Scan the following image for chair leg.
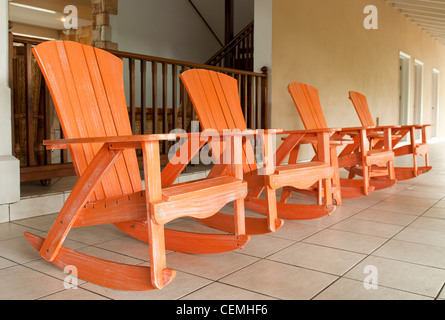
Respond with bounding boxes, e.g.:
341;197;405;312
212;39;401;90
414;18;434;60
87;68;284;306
388;160;396;181
142;141;172;289
148;218;170;289
280;144;299;204
413;153;419;177
330;146;342;205
265;186;278;232
323;178;333;206
410;127;418;177
317;180;323;205
234;198;246;235
363;164;370;195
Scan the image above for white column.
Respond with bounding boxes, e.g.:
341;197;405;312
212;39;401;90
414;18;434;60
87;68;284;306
0;0;20;214
254;0;273;128
254;0;272;73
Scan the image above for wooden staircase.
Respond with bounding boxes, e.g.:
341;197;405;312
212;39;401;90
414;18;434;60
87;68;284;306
205;21;254;71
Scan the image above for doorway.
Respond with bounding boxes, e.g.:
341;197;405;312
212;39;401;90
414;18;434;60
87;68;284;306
413;60;424;139
413;60;424;124
399;52;411;128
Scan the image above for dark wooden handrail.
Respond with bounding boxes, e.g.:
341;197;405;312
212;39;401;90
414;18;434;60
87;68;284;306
9;34;269;183
108;47;261;77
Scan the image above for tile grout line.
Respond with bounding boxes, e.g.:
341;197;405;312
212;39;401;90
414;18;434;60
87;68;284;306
434;282;445;300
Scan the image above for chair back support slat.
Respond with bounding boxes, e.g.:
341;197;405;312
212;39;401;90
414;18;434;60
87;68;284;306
288;82;328;129
180;69;257;173
32;41;142;202
93;45;143;194
348;91;376;127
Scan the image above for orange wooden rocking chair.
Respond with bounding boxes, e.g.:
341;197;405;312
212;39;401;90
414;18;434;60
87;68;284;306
349;91;431;180
179;69;339;232
288;82;397;198
24;41;253;291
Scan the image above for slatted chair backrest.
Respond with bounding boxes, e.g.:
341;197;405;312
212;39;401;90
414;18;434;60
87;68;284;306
180;69;257;173
32;40;143;202
348;91;376;127
288;82;329;130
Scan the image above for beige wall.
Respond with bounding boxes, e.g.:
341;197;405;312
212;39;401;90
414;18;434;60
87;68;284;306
271;0;445;141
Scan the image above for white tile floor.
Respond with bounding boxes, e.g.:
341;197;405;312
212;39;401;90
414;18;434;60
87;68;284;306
1;140;445;300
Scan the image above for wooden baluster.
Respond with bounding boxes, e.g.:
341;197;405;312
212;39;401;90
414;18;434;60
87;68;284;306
129;58;136;134
141;60;147;135
236;41;241;70
261;68;268;129
172;65;178;131
235;74;241;99
190;74;195;130
180;66;187;131
242;75;248;120
248;75;254;129
246;33;250;70
162;63;168;152
25;43;35;167
242;38;247;70
255;76;261;130
249;29;254;71
152;61;158;134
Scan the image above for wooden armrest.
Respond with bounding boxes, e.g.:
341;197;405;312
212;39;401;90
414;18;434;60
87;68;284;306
338;126;373;132
373;125;402;130
399;124;432;130
281;136;353;145
339;125;401;135
44;133;182;150
280;128;341;135
44;130;284;150
222;129;283;140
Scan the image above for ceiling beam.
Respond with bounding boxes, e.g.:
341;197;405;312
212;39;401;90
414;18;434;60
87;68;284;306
9;0;92;20
386;0;445;45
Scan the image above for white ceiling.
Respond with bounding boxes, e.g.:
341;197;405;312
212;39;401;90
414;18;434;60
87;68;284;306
386;0;445;45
